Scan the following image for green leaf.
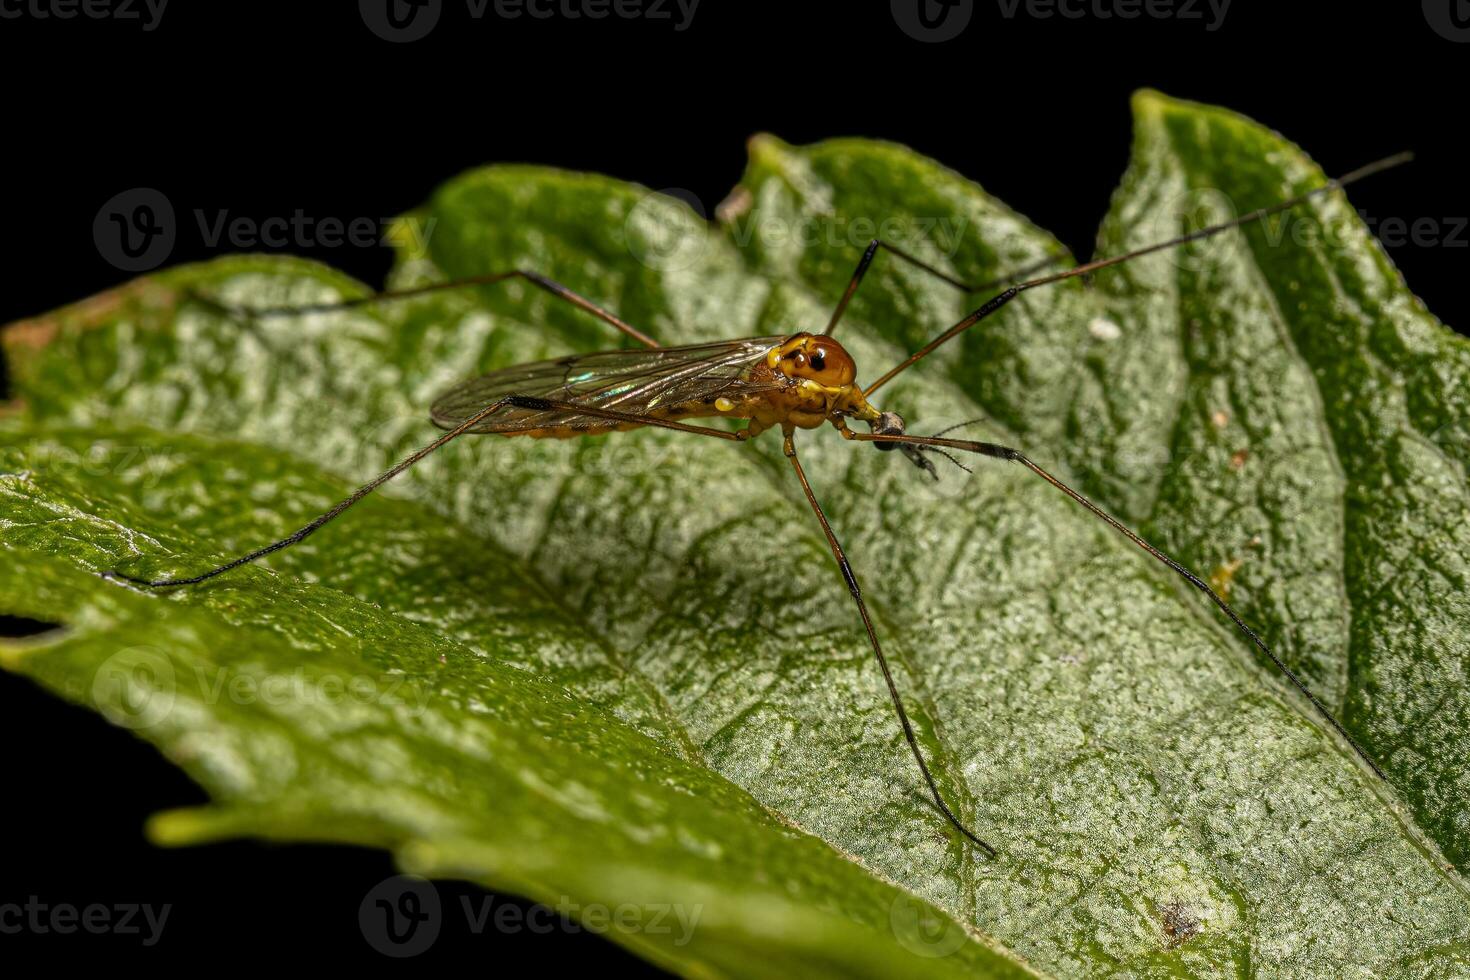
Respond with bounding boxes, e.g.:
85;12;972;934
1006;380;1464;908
732;90;1470;879
3;91;1467;977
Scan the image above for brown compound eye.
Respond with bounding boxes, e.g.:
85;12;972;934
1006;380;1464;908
802;338;856;386
775;335;856;386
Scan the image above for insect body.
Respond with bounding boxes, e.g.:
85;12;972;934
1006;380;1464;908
430;333;871;440
105;153;1413;856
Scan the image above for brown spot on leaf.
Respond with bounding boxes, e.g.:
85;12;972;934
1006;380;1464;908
4;315;61;352
1210;558;1244;600
1160;900;1202;949
1229;448;1249;470
715;185;754;224
3;277;177;414
2;277;177;353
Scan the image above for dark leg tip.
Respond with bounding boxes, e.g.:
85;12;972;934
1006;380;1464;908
101;569;168;589
967;836;999;860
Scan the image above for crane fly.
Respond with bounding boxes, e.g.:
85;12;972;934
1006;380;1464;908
105;151;1413;857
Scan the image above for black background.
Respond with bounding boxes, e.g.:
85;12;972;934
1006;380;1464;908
2;0;1466;969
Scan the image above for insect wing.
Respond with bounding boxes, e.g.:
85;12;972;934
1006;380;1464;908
430;336;786;433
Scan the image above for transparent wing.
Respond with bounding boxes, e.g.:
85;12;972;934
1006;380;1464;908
430;336;788;433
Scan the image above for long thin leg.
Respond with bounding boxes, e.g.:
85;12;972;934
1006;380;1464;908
824;237;1065;336
105;397;742;589
842;426;1386;782
783;431;997;856
205;268;660;348
862;152;1413;395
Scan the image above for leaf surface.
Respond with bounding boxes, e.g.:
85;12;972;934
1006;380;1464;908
3;91;1467;977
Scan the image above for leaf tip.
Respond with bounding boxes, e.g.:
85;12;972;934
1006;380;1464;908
145;807;210;847
745;132;788;167
1130;87;1178;120
0;614;69;666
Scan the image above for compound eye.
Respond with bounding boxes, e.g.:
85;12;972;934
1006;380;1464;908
810;349;827;372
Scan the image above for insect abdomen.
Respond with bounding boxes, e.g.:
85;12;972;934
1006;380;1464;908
505;420;645;439
491;394;755;439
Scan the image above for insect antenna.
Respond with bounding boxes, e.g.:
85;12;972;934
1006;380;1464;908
930;417;990;439
924;446;973;474
865;151;1414;395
